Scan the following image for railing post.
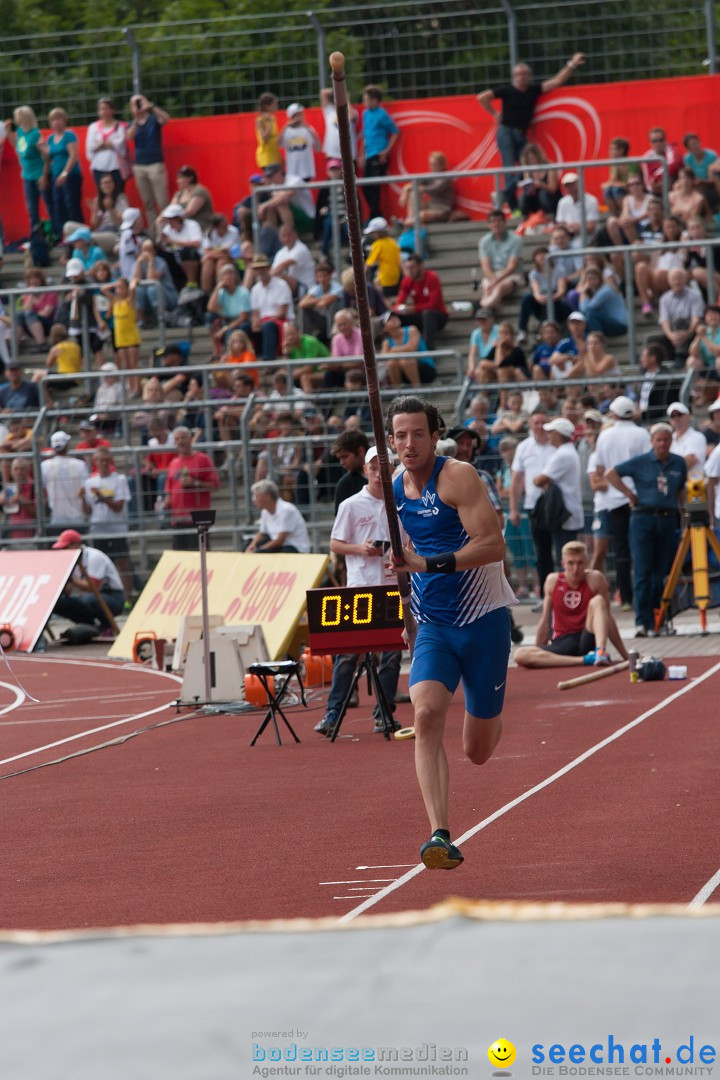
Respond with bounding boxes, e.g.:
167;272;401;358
330;182;342;275
498;0;518;70
411;178;422;256
122;27;142;95
623;247;637;364
306;11;327;98
705;0;717;75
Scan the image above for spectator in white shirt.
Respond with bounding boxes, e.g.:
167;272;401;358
79;447;134;601
249;254;294;360
85;96;128;192
41;430;89;532
667;401;707;479
246;479;311;553
509;409;556;597
533;417;584;564
593;395;652;608
271;223;316;298
278;103;320;181
658;268;705;366
555;172;599;242
160;203;202;291
703;403;720;526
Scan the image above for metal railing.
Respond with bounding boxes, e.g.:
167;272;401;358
251;155;670;259
0;0;715;123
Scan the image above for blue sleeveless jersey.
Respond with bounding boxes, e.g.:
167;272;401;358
393;456;516;626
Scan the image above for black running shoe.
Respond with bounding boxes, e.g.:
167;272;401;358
420;832;464;870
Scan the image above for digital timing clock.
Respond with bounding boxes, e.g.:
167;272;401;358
305;585;406;655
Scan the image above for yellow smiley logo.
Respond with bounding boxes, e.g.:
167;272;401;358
488;1039;516;1069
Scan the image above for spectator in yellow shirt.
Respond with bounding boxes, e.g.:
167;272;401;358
34;322;83;406
364;216;403;298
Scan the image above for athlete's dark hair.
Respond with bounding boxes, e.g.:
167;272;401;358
386;395;445;436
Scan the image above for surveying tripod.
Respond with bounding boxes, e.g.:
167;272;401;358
655;478;720;635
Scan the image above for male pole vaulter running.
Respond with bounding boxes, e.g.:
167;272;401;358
388;395;517;869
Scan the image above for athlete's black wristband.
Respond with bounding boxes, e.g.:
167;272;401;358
424;553;456;574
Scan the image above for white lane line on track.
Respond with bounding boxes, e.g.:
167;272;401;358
339;660;720;923
689;868;720;906
0;699;179;769
11;655;182;683
0;682;25;717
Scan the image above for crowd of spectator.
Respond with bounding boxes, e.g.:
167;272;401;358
2;74;720;643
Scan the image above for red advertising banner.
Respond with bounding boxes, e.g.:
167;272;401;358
0;551;80;652
2;74;719;242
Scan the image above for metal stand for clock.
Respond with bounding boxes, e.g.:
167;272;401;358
328;653;397;742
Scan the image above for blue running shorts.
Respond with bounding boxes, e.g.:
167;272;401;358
409;606;511;719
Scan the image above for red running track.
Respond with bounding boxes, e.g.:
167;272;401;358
0;654;719;929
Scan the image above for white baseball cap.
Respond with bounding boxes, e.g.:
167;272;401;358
65;258;85;278
364;216;388;234
561;171;580;184
567;311;587;322
543;417;575;439
50;431;71;450
286;103;304;118
609;395;635;419
162;203;185;218
365;445;395;465
708;399;720;413
667;401;690;416
120;207;142;230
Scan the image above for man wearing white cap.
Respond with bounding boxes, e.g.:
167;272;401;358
592;395;651;609
118;207;144;280
314;446;404;737
40;431;88;534
509;408;556;596
532;417;584;561
667;401;707;479
555;172;600;241
703;401;720;528
278;104;320;183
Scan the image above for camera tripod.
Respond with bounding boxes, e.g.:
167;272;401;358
328;652;397;742
655;479;720;635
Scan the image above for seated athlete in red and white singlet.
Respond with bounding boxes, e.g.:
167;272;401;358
515;541;628;668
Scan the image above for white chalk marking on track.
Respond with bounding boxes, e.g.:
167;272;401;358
320;879;395;885
689;867;720;906
355;864;415;870
0;699;178;769
0;682;25;717
339;660;720;923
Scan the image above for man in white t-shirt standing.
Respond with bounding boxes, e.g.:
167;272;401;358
271;223;316;298
41;431;89;535
249;254;294;361
80;448;134;602
593;395;652;610
320;87;359;164
51;529;125;638
533;417;584;565
667;401;707;479
509;408;556;600
314;446;403;736
246;479;310;553
278;104;320;181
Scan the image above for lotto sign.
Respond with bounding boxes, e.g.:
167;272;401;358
0;551;80;651
109;551;328;661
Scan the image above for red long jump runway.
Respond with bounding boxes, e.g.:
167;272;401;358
1;653;720;930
